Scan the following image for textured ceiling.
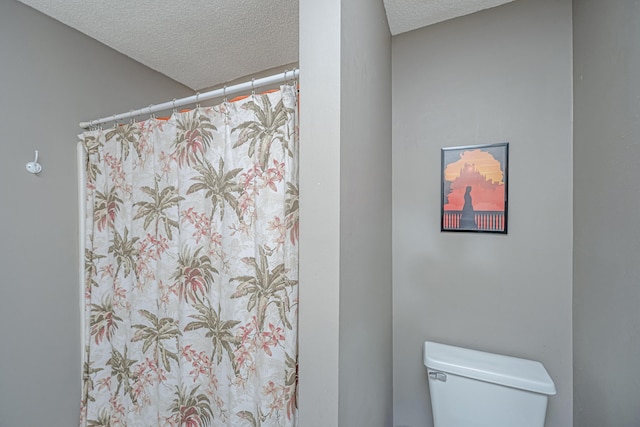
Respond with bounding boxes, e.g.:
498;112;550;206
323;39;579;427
384;0;515;35
17;0;514;90
17;0;299;90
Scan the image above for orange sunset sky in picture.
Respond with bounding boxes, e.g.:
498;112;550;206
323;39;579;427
443;149;505;211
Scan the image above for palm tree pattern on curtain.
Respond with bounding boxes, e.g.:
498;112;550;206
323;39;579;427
80;86;298;427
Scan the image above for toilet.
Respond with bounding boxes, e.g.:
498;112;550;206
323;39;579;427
423;341;556;427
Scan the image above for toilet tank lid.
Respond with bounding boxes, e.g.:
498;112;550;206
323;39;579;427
423;341;556;395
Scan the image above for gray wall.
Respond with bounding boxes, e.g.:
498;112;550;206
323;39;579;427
298;0;342;424
573;1;640;426
391;1;573;426
339;0;392;426
0;2;191;426
298;0;392;425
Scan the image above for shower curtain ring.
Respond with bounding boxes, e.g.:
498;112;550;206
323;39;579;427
251;78;256;97
223;86;227;103
195;92;201;108
172;98;177;113
283;69;289;84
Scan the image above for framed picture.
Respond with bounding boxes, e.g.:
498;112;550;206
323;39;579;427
441;142;509;233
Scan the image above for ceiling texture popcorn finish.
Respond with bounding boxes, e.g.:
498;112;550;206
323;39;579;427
17;0;299;90
16;0;514;90
383;0;515;35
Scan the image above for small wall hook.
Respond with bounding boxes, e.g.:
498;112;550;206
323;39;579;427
26;150;42;174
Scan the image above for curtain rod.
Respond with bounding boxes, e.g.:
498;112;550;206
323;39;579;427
79;69;299;129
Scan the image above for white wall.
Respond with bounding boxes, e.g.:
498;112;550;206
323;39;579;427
298;0;392;425
391;1;573;426
573;1;640;426
0;2;191;426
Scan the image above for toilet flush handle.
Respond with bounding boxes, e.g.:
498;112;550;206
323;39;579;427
429;371;447;382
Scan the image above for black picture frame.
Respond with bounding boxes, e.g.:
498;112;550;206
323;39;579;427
441;142;509;233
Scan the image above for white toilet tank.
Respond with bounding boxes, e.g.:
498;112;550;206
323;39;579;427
424;341;556;427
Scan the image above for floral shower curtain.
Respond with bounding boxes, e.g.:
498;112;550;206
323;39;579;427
79;85;298;427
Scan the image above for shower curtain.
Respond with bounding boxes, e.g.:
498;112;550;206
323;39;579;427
79;85;298;427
